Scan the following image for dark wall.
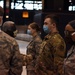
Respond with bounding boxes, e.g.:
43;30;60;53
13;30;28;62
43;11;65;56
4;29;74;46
34;13;47;39
43;0;64;11
44;0;54;11
9;10;35;25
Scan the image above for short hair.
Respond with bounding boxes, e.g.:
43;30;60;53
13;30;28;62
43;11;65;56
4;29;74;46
68;20;75;29
45;14;59;28
0;6;4;16
28;22;41;32
2;21;17;37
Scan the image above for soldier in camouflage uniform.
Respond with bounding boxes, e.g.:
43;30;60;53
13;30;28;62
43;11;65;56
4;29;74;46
64;20;75;75
2;21;18;38
0;6;23;75
26;22;42;75
35;14;66;75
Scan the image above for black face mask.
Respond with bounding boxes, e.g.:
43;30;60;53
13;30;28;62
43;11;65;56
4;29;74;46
65;36;74;44
64;30;75;45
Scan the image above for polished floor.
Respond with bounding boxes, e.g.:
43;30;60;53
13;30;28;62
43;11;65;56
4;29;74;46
16;40;29;75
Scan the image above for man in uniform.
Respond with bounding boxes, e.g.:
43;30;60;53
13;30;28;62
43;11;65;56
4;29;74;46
2;21;18;38
35;14;66;75
0;6;23;75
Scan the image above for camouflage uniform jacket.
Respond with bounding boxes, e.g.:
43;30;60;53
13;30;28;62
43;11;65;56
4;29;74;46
64;45;75;75
0;31;23;75
26;34;42;70
36;32;66;75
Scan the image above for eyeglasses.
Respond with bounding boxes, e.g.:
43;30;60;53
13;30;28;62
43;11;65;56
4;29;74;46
64;30;75;36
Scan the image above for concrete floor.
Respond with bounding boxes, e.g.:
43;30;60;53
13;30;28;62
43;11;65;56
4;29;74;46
16;40;29;75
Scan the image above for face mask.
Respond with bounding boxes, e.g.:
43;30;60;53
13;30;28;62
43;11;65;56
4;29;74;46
64;30;75;45
27;29;31;35
14;30;18;37
43;25;50;33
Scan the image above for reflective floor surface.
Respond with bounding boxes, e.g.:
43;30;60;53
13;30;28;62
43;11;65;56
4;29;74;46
16;40;29;75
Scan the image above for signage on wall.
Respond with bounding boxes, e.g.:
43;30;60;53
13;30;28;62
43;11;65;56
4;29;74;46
22;11;29;18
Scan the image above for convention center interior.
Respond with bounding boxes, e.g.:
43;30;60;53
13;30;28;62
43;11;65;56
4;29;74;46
0;0;75;75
